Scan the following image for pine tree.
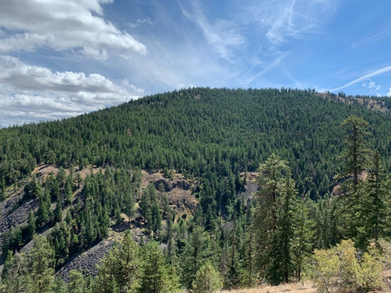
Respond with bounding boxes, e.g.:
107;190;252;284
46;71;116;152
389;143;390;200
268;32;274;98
37;189;51;227
1;252;30;293
253;154;289;279
65;179;73;205
24;179;41;200
140;184;153;228
67;270;87;293
152;201;162;238
242;227;256;287
95;231;142;293
356;151;391;248
54;194;63;223
339;116;370;189
124;190;135;221
53;277;67;293
27;210;36;241
139;241;180;293
28;235;55;293
192;262;221;293
180;226;214;290
291;199;315;281
338;116;372;241
253;154;313;284
0;176;5;201
267;171;296;284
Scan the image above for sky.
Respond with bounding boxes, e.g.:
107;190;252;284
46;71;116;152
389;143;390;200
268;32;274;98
1;0;391;126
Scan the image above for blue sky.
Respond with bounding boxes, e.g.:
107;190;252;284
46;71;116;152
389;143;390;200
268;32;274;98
1;0;391;125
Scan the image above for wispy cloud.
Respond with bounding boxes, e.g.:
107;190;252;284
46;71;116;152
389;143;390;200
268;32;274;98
368;80;381;91
128;18;154;28
348;21;391;50
179;1;245;61
330;65;391;92
243;0;336;45
240;52;291;86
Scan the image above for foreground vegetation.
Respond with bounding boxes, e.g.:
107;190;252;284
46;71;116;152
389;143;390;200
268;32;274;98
1;88;391;292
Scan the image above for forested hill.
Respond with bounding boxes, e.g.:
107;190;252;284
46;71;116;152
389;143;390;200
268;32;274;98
2;88;391;292
1;87;391;198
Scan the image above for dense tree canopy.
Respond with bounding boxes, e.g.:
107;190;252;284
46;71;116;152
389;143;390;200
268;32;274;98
1;88;391;291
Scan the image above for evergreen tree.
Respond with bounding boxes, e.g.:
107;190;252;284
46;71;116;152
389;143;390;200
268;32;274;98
37;189;51;227
65;179;73;205
267;171;296;284
192;262;221;293
179;226;214;290
27;210;36;241
124;190;135;221
1;252;30;293
24;179;41;200
356;151;391;248
28;235;55;293
67;270;87;293
253;154;289;279
339;115;370;188
253;155;313;284
151;201;162;238
95;231;142;293
291;200;315;281
54;194;63;223
0;176;6;201
139;241;180;293
242;227;257;287
337;116;372;241
53;277;67;293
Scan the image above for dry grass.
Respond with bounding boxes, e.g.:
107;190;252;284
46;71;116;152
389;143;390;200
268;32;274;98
221;281;317;293
32;163;104;180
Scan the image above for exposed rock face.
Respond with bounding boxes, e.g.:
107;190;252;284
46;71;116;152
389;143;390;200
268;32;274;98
154;179;191;192
56;240;114;282
0;196;39;257
142;171;198;217
0;190;24;218
0;199;38;233
237;182;259;202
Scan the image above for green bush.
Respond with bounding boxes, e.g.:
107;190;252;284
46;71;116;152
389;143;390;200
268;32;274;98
312;239;383;293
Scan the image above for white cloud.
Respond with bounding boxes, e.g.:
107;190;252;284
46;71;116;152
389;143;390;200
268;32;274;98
388;87;391;97
331;65;391;92
368;81;381;91
0;0;147;60
128;18;154;28
243;0;336;45
0;56;143;125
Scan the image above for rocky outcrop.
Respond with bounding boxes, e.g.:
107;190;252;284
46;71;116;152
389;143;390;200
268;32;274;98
0;189;24;218
0;197;39;256
154;178;191;192
56;240;114;282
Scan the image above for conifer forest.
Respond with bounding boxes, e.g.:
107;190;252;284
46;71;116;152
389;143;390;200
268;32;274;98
1;87;391;292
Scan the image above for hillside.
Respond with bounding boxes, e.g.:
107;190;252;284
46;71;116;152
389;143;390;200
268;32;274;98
2;88;391;198
1;88;391;292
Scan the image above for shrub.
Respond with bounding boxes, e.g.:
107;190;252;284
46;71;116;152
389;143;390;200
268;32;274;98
312;239;383;293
